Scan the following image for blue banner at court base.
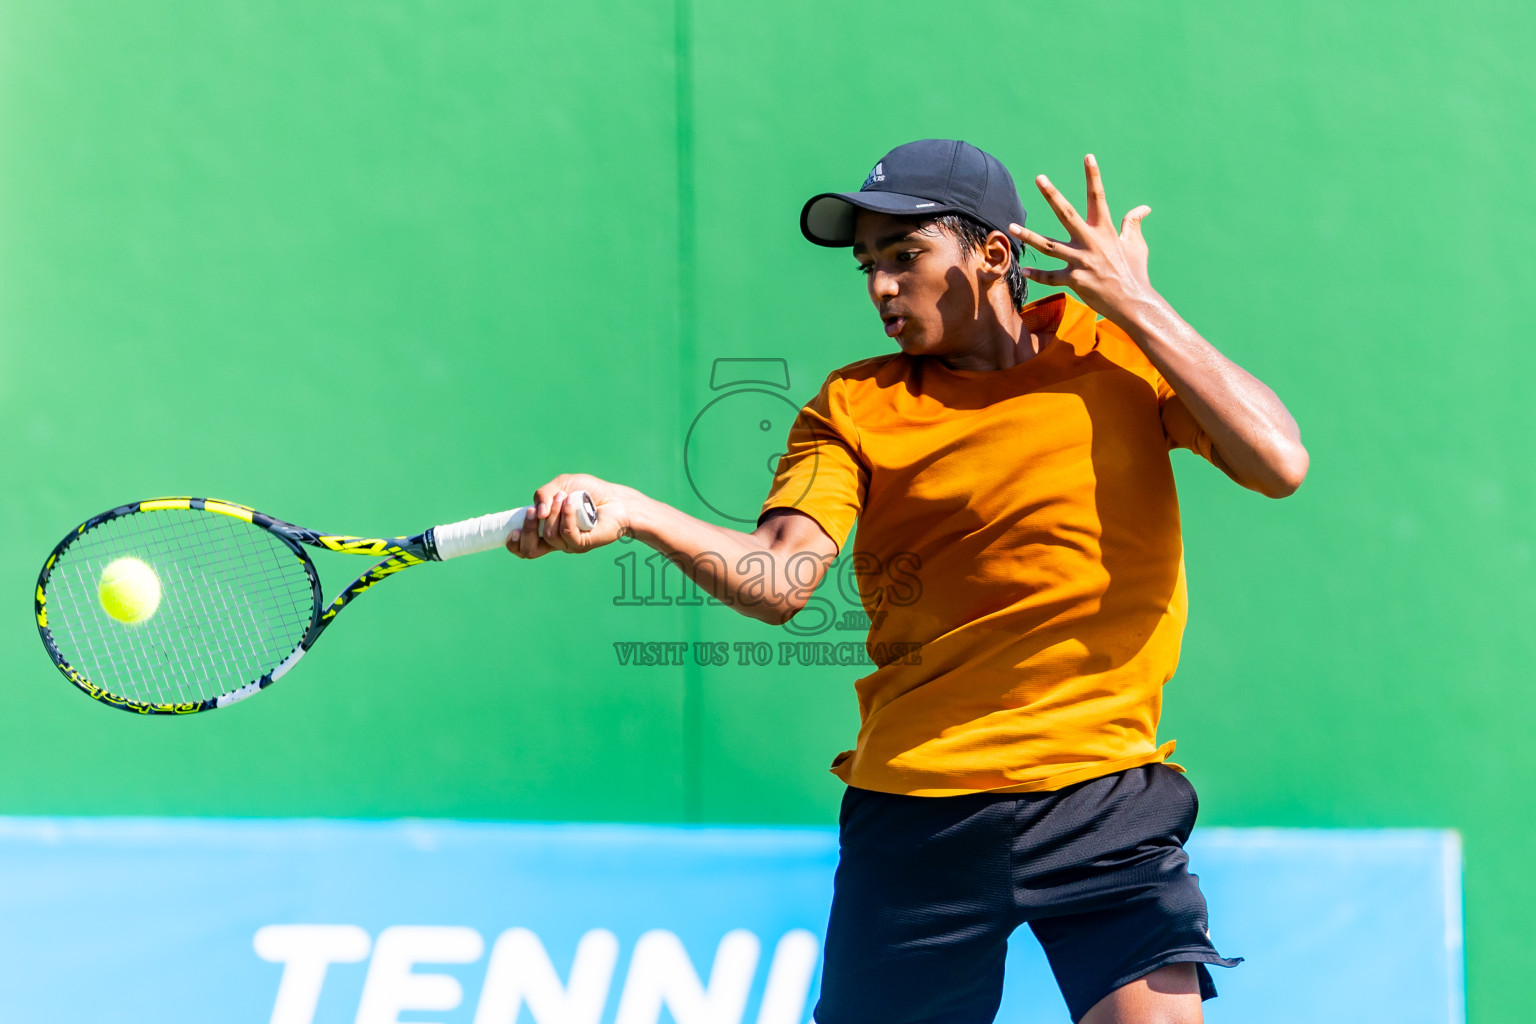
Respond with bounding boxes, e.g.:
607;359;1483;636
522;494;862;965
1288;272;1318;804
0;818;1461;1024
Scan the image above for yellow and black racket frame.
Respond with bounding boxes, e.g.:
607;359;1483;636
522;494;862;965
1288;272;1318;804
35;496;445;715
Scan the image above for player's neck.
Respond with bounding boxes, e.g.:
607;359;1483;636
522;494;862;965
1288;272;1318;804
937;298;1051;373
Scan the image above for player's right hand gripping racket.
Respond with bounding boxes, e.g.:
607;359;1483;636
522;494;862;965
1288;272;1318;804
33;493;597;715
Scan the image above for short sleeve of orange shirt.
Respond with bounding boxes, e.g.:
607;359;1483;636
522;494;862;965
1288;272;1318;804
761;293;1216;796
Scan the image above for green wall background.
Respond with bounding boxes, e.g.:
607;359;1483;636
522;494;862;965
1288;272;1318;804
1;1;1529;1019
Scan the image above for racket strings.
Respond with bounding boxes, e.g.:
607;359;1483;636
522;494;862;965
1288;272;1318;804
56;519;238;703
54;514;308;704
45;510;316;706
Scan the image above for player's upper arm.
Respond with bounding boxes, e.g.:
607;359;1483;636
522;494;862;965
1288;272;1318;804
756;507;839;562
753;509;839;621
1159;391;1216;464
1100;319;1223;474
749;370;866;622
1161;389;1253;486
758;372;868;552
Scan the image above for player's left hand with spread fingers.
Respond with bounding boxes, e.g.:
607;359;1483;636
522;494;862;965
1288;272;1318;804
509;473;631;558
1009;154;1160;328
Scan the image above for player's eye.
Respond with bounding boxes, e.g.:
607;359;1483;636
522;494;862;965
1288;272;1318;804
856;262;874;276
897;250;920;263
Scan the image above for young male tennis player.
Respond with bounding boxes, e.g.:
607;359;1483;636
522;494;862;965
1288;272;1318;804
513;139;1307;1024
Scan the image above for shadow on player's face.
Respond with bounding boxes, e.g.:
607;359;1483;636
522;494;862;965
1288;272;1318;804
852;210;985;360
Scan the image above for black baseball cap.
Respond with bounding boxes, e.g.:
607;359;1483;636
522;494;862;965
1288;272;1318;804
800;139;1027;248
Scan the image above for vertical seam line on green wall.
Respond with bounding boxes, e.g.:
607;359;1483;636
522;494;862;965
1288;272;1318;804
1444;831;1466;1024
675;0;702;824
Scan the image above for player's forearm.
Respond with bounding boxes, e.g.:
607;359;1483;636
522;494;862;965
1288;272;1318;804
1114;294;1309;498
621;492;818;625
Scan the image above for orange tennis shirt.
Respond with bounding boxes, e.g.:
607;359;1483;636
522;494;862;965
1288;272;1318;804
760;293;1216;797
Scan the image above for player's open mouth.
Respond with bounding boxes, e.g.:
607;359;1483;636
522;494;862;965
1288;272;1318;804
883;316;907;338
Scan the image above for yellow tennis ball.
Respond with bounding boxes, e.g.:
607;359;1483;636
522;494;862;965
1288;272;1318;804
99;557;162;624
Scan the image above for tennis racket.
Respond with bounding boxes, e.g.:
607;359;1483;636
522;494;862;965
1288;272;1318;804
34;493;597;715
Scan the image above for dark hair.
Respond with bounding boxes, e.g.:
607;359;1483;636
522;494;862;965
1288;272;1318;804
923;213;1029;310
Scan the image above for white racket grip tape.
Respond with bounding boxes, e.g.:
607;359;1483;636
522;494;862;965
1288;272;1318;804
432;490;596;560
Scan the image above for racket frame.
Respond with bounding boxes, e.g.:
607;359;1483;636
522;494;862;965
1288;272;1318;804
36;497;437;716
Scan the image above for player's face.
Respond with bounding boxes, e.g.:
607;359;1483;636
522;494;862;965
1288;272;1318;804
852;210;983;357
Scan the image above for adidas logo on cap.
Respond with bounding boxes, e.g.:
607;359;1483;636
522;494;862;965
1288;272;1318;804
862;162;885;189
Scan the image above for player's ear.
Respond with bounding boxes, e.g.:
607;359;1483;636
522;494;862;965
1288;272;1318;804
981;230;1013;276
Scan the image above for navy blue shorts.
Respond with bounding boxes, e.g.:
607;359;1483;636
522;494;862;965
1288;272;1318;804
814;763;1241;1024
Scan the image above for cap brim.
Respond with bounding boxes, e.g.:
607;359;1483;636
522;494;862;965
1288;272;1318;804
799;191;959;247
